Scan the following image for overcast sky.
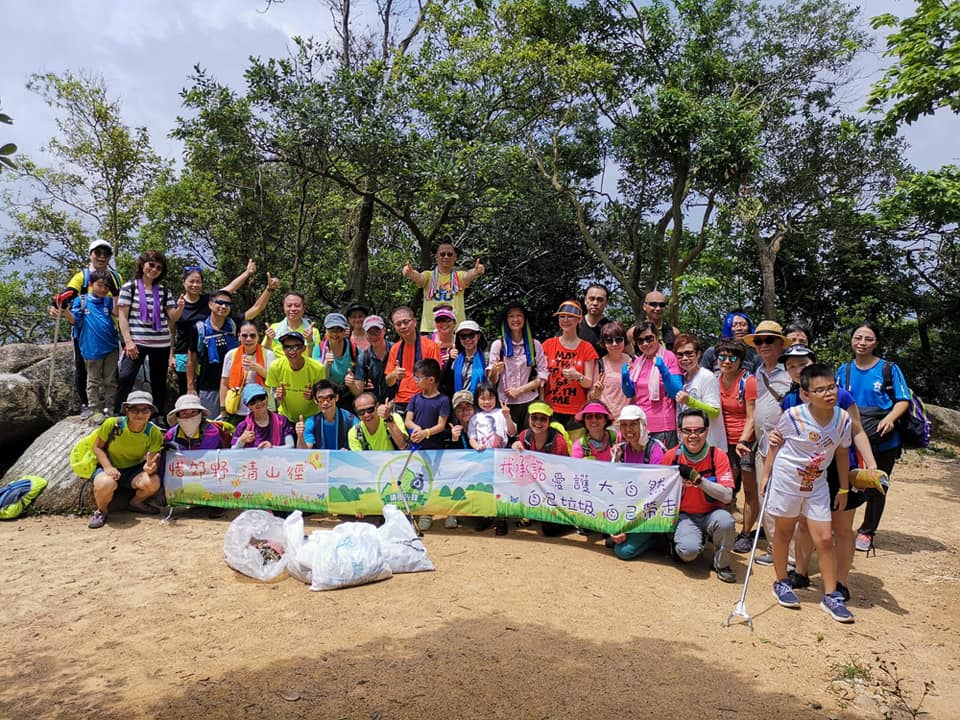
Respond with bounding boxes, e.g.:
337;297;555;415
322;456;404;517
0;0;954;173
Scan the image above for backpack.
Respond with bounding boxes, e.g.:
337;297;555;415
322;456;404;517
519;422;571;454
81;267;122;296
843;362;930;450
355;414;401;451
69;417;155;479
579;427;618;459
0;476;48;520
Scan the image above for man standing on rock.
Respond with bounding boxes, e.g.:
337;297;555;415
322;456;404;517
51;239;123;420
87;390;165;529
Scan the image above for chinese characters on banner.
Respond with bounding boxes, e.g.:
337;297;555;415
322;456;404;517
163;449;681;534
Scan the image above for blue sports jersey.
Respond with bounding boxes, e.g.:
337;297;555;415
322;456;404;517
837;359;910;453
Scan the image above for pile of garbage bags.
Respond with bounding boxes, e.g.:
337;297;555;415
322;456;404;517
223;504;435;590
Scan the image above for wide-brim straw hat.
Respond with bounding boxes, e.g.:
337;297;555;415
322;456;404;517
744;320;789;347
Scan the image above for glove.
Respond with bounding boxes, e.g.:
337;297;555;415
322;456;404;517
655;356;684;399
677;465;700;484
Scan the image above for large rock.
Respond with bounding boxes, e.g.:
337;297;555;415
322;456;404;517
0;342;76;452
1;418;94;514
927;404;960;446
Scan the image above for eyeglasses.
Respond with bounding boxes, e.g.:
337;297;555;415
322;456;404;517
437;251;456;257
717;354;740;363
752;336;780;346
355;406;376;416
127;406;152;415
603;336;625;345
393;318;414;326
212;299;232;307
807;383;837;396
675;350;697;358
679;427;707;436
638;335;657;344
316;393;336;403
459;332;478;340
282;344;304;352
646;301;667;308
239;332;258;338
413;375;426;382
92;249;112;258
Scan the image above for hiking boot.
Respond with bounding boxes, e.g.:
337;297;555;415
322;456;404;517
417;515;433;532
754;551;774;566
713;562;737;583
88;509;107;529
128;499;160;515
495;518;508;536
772;579;801;608
855;532;873;552
820;591;855;623
444;516;459;529
733;531;754;554
835;581;851;602
79;404;92;420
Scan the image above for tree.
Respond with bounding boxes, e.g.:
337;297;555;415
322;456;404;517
0;100;15;173
866;0;960;133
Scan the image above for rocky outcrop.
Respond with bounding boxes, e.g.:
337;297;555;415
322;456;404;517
0;342;76;451
0;417;94;514
927;404;960;446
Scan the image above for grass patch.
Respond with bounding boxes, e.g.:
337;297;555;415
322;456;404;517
834;658;871;682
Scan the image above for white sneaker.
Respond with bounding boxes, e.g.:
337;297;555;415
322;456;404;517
444;516;459;529
417;516;433;531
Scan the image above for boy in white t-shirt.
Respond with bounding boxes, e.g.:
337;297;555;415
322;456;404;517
759;363;854;623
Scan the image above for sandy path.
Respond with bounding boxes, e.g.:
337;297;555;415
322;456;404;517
1;450;957;719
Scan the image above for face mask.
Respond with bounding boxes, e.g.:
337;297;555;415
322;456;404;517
178;415;203;437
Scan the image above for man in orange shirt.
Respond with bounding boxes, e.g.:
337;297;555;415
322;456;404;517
384;305;441;415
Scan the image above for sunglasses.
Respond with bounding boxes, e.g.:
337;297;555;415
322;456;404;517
355;406;376;416
675;350;697;358
212;299;232;307
679;427;707;436
603;336;625;345
459;332;478;339
752;336;780;346
437;251;456;257
92;249;112;258
247;395;268;406
144;261;164;270
239;332;258;338
638;335;657;344
717;354;740;363
646;301;667;308
282;344;304;352
316;393;337;402
127;406;152;415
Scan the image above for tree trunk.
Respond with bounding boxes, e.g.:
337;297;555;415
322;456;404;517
343;177;375;306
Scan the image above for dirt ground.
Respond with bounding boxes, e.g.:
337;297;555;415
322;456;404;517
1;448;958;720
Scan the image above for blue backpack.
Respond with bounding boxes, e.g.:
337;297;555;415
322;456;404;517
0;476;48;520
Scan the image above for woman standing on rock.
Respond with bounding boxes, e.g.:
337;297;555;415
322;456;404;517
115;250;184;419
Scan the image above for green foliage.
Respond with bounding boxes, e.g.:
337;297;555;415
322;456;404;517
451;486;466;501
867;0;960;132
0;100;16;172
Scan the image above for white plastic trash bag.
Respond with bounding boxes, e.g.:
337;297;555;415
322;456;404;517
310;522;392;591
378;504;435;574
283;511;313;584
223;509;288;582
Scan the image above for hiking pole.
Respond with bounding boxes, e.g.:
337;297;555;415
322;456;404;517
48;306;63;407
725;477;774;630
393;442;423;537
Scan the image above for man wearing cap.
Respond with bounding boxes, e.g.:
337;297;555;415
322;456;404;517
578;283;612;358
745;320;792;564
186;288;240;417
313;312;358;405
347;392;409;451
384;306;441;415
232;384;296;449
265;329;326;422
351;314;394;403
52;239;124;420
445;390;475;449
345;303;370;352
661;408;738;582
87;390;165;529
401;242;485;333
641;290;681;351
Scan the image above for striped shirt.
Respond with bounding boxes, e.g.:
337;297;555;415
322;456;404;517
117;281;177;348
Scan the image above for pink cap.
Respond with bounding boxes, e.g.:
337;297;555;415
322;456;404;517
575;401;612;422
433;307;456;321
363;315;385;331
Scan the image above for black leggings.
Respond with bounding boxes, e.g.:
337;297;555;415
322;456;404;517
116;345;170;416
73;336;88;406
858;445;901;536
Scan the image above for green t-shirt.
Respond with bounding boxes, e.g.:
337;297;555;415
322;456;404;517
347;414;408;451
265;356;327;420
97;416;163;469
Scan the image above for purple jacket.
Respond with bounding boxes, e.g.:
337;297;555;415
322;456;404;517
163;421;229;450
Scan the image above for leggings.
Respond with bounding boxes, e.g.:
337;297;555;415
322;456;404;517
858;446;901;537
116;345;171;416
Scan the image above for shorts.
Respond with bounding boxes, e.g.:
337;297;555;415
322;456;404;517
765;480;831;523
726;442;756;474
95;462;147;490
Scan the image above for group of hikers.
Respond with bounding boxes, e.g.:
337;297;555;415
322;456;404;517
53;240;916;624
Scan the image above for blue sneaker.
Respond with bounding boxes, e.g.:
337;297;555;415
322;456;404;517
820;591;855;623
772;580;801;608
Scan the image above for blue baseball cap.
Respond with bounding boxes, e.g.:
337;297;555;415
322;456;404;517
241;384;269;405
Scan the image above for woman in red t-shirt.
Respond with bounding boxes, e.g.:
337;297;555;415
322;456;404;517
541;300;598;440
